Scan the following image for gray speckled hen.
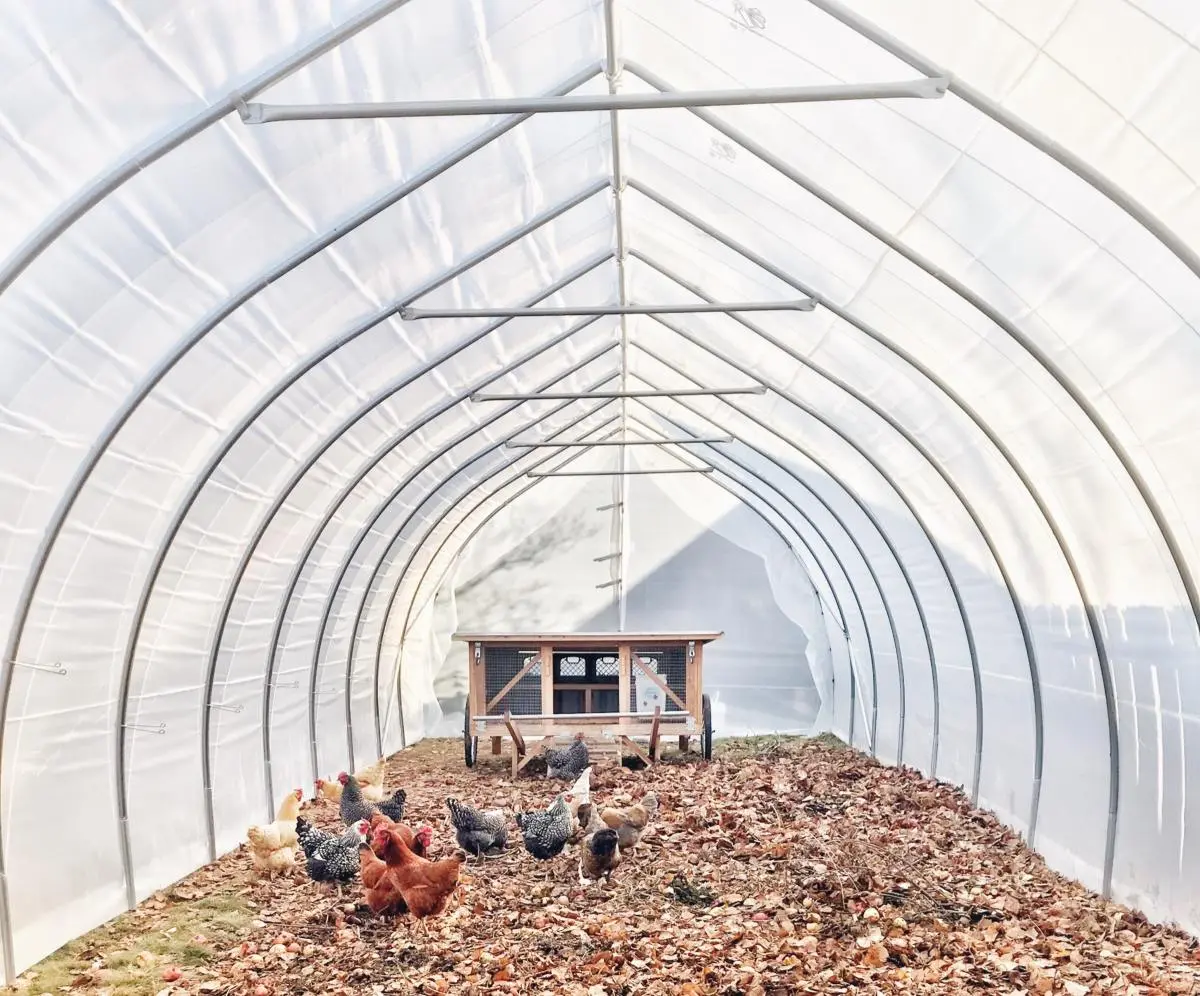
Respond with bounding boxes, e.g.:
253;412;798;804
446;797;507;856
515;793;572;865
544;733;589;780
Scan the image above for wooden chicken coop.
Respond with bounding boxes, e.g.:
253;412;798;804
453;631;721;774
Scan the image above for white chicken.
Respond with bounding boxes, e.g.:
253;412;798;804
246;788;303;878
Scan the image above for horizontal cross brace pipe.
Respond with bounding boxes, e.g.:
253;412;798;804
400;299;814;319
474;386;765;402
527;466;714;477
596;502;622;511
239;77;947;123
596;579;622;590
593;552;621;562
506;435;733;447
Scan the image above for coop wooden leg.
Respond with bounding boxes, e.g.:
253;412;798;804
510;738;520;777
648;706;662;762
491;736;502;755
679;735;690;754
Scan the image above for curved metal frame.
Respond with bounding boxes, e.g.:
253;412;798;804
635;340;949;778
6;0;1199;968
358;371;898;760
633;247;1044;837
627;361;927;769
263;343;618;802
113;184;608;893
630;181;1118;889
394;417;862;738
197;253;611;839
396;413;873;741
371;404;881;757
0;62;607;964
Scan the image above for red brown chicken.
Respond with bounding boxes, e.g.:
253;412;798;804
361;822;466;928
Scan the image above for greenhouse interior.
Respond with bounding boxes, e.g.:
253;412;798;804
2;0;1200;991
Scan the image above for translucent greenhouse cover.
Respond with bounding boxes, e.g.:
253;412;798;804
1;0;1199;978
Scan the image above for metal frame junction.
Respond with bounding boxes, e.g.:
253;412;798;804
7;0;1200;978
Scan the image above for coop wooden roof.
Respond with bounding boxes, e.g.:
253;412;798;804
451;630;723;646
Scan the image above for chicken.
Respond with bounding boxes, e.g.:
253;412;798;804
338;772;379;825
295;815;335;860
377;788;407;823
355;759;387;803
515;793;573;873
445;797;507;856
600;791;658;850
363;823;467;926
305;820;370;896
245;788;303;878
574;800;605;836
367;811;432;858
315;777;343;803
579;827;622;885
565;767;591;841
246;826;296;878
545;733;589;780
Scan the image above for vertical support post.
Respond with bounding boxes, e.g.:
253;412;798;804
603;0;631;632
689;640;703;724
618;643;632;722
540;644;554;717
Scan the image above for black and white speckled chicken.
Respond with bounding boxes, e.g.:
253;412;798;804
295;816;335;860
306;820;370;894
544;733;589;780
515;793;572;867
337;772;378;826
445;797;508;856
377;788;407;823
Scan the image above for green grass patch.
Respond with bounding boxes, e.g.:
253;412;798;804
12;882;252;996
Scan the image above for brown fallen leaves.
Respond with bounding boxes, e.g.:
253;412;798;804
21;736;1200;996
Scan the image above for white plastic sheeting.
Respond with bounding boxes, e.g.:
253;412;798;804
0;0;1199;978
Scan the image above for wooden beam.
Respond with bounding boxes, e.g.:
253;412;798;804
618;644;631;718
503;711;526;756
452;631;724;646
490;736;502;756
631;653;688;711
688;641;705;721
619;735;652;766
485;652;541;712
540;643;554;716
519;736;555;771
648;706;662;761
679;735;690;754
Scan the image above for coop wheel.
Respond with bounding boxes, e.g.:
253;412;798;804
701;693;713;760
463;710;477;767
